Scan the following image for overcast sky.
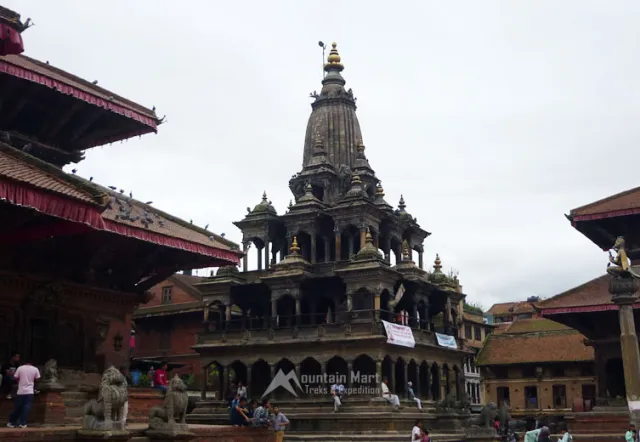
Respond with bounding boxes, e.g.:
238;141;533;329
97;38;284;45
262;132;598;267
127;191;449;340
9;0;640;309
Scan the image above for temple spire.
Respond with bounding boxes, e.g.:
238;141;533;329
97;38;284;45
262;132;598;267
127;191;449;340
324;42;344;73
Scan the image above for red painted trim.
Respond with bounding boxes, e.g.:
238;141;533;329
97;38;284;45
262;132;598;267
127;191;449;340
0;177;240;265
540;303;640;315
0;59;157;131
573;208;640;222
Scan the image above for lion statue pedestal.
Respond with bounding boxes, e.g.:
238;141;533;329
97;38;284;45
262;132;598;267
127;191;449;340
39;358;64;391
77;366;129;440
145;375;195;441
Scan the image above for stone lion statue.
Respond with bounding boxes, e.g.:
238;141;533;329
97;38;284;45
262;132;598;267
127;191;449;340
82;366;128;431
473;401;498;428
42;359;59;384
148;374;189;432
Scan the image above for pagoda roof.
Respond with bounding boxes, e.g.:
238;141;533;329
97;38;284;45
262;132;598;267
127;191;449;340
569;185;640;222
0;141;241;264
133;300;203;318
476;318;593;366
462;312;488;325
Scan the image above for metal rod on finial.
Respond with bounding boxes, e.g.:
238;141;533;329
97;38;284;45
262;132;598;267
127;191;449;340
318;41;326;77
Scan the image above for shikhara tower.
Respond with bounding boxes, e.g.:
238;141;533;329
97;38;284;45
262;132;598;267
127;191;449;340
195;43;470;415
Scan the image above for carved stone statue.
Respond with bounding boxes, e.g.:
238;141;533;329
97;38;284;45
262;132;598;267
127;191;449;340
469;401;498;428
40;359;63;390
81;366;128;433
146;375;194;438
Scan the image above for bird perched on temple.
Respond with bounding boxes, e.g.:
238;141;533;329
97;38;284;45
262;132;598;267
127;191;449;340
152;106;156;111
204;224;209;230
119;189;124;194
89;177;93;182
221;233;226;237
209;236;214;241
0;132;10;143
21;143;32;153
190;219;193;224
71;169;77;174
129;191;133;198
145;201;153;205
246;207;251;213
92;80;98;85
108;186;117;190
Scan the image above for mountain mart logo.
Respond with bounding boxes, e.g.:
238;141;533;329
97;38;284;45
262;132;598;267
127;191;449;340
261;369;380;398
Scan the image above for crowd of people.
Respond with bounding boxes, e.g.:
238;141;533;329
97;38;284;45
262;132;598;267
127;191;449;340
226;382;290;442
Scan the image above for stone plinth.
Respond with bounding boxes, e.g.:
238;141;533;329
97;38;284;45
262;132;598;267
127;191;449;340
464;427;498;442
128;389;165;423
76;429;130;441
0;389;89;426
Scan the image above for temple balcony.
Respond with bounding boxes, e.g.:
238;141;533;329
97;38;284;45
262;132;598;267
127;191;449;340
196;309;444;347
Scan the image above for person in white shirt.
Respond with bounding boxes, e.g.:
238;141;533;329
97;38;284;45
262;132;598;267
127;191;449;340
236;381;247;399
330;383;342;412
407;381;422;410
381;377;402;410
7;361;40;428
412;419;422;441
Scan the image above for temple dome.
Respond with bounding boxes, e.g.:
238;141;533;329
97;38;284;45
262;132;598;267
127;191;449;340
302;43;364;171
251;191;277;215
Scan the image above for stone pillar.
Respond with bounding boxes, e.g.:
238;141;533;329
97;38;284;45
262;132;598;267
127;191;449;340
594;347;608;400
264;240;270;270
295;363;301;383
257;246;263;270
242;242;249;272
374;291;381;321
347;361;354;390
295;297;302;326
334;227;341;261
374;232;380;249
414;363;420;397
225;304;231;329
390;359;396;393
376;360;382;387
403;363;409;396
384;236;391;263
418;251;424;270
310;234;317;264
247;365;252;399
221;365;227;400
610;276;640;423
270;364;276;381
412;304;419;329
324;237;331;263
348;235;355;257
271;297;278;326
201;365;207;400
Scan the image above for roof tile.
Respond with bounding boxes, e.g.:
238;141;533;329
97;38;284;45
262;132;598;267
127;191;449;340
537;275;611;310
571;186;640;218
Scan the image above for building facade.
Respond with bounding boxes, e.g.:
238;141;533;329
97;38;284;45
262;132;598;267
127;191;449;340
194;43;472;402
477;318;596;415
461;312;492;405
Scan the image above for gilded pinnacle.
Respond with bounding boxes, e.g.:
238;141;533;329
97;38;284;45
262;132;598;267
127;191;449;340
351;174;362;185
261;191;267;202
290;236;301;255
398;195;406;210
433;254;442;272
365;229;373;244
324;42;344;72
376;183;385;196
402;240;410;260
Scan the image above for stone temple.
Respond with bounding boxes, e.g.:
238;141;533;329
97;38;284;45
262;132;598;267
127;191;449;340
193;43;473;433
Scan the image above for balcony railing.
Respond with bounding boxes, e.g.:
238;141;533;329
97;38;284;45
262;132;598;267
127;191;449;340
197;309;454;346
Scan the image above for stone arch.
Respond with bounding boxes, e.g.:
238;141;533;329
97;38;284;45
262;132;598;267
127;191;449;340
407;359;418;395
205;360;224;399
300;357;323;392
395;357;407;395
382;356;394;390
353;354;376;390
296;231;313;262
251;359;270;399
276;295;296;328
419;361;430;400
230;360;248;387
205;301;226;332
326;356;348;386
272;358;296;399
430;362;441;400
340;224;360;259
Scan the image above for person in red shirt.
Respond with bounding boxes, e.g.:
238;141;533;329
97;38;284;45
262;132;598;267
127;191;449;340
153;363;168;394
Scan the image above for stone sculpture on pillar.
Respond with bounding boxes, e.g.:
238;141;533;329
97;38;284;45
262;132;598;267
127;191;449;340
40;358;64;391
146;374;195;440
79;366;128;439
606;236;640;424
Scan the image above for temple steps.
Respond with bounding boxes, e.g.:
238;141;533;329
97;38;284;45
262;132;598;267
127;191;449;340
283;431;463;441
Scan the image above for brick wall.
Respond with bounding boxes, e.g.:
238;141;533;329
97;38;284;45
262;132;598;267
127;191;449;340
145;277;198;307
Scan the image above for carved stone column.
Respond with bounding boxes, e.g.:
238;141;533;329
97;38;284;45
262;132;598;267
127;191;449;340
414;363;420;398
347;360;354;390
310;233;317;264
242;242;249;272
348;235;355;257
264;240;270;270
376;360;382;387
610;276;640;423
390;359;396;393
384;236;391;263
323;237;331;263
359;224;367;249
201;365;207;400
374;291;381;321
418;251;424;270
271;297;278;325
334;224;341;261
247;364;252;399
403;363;409;396
221;365;228;400
257;245;263;270
225;304;231;330
295;297;302;326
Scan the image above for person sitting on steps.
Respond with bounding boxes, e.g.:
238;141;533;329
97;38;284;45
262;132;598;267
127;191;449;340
380;377;402;411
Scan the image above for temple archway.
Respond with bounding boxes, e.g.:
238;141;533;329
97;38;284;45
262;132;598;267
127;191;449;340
395;357;406;395
431;362;441;400
276;295;296;328
443;364;451;397
382;356;394;390
326;356;348;387
205;301;225;332
300;357;322;393
606;358;626;398
353;354;376;391
407;359;418;395
230;360;247;387
419;361;430;400
251;359;270;399
206;361;224;399
273;358;296;399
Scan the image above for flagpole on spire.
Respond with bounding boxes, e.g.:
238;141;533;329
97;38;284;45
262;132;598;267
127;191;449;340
318;41;326;77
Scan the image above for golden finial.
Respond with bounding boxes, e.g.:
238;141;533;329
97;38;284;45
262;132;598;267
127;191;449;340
402;240;410;260
398;195;406;211
305;183;313;193
351;174;362;185
290;236;300;255
376;183;385;196
327;42;341;64
433;254;442;272
357;141;365;153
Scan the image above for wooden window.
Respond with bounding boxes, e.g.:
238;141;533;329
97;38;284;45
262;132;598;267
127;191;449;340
160;329;171;350
524;386;538;409
552;384;567;408
161;286;173;304
465;324;472;339
474;326;482;341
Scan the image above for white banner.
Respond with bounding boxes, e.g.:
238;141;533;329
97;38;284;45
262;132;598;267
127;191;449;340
436;333;458;349
382;320;416;348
